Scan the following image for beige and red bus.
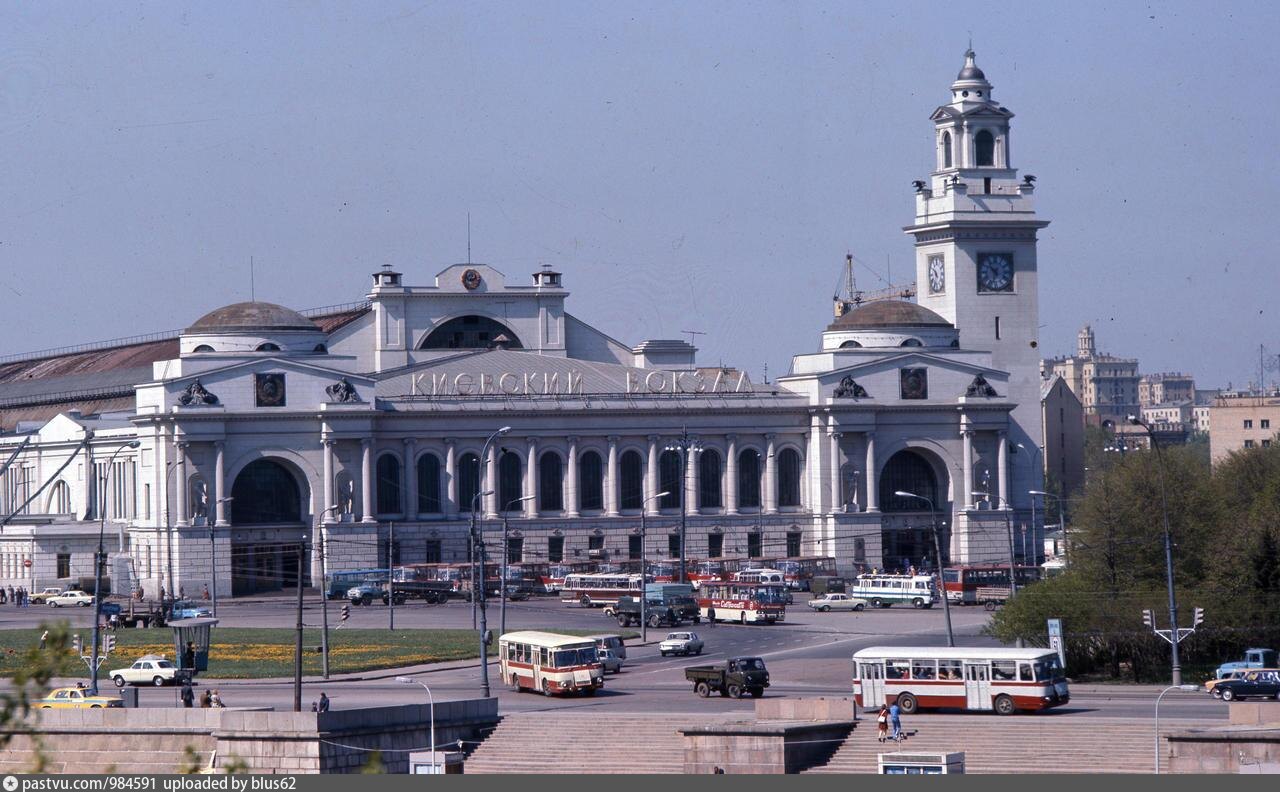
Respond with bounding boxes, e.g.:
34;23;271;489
499;631;605;696
560;573;645;607
698;581;787;625
852;646;1069;715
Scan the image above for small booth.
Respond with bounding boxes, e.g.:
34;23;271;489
408;751;464;774
878;751;965;774
170;617;219;680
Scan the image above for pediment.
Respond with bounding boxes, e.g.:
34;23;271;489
825;351;1006;380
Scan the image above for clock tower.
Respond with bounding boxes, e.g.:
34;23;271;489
904;50;1049;503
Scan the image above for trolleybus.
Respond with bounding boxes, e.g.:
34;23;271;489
941;565;1042;605
846;573;938;608
852;646;1069;715
698;581;787;624
560;573;645;607
498;631;604;696
774;556;837;590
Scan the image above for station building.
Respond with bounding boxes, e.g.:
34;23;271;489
0;51;1048;597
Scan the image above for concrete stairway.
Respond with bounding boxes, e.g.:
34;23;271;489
465;712;725;774
807;714;1196;774
0;732;215;774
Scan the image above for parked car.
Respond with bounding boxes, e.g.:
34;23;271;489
169;600;213;619
35;687;123;709
109;655;178;687
685;657;770;699
348;584;384;605
598;647;623;674
806;593;869;612
1215;669;1280;701
659;631;704;657
28;587;66;604
47;591;95;608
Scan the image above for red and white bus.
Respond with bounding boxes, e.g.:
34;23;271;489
941;565;1043;605
774;556;837;590
399;563;469;595
543;562;596;593
852;646;1069;715
646;561;678;583
688;558;745;589
698;581;787;625
732;567;786;586
560;573;645;607
499;631;604;696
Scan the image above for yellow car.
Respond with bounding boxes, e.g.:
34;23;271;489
36;687;124;708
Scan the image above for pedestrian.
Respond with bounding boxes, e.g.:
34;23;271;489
310;701;318;712
183;641;196;670
0;587;6;604
179;586;186;600
318;692;329;713
706;605;716;627
19;588;26;607
5;586;12;604
199;690;212;708
180;681;195;708
39;630;49;650
109;613;120;631
202;584;210;600
876;705;890;742
160;586;166;603
209;689;225;708
889;698;902;742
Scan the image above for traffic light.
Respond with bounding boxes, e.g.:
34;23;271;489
483;629;493;646
72;634;82;655
341;605;350;622
1193;607;1205;628
1142;609;1155;629
104;635;116;654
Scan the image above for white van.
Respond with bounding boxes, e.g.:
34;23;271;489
587;633;626;661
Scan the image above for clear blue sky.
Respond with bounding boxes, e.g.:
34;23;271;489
2;1;1277;388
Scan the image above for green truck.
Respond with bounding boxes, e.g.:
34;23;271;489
685;657;771;699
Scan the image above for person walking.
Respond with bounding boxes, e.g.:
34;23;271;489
199;690;212;708
706;605;716;627
876;705;890;742
0;586;7;604
39;630;49;650
7;586;14;605
317;692;329;713
889;698;903;742
180;681;195;708
183;641;196;670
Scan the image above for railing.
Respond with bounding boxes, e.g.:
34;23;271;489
0;385;136;409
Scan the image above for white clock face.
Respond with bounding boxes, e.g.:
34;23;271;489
927;256;945;294
978;253;1014;292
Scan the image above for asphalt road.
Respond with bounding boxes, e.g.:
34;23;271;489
9;594;1230;722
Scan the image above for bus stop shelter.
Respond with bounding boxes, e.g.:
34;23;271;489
170;617;218;680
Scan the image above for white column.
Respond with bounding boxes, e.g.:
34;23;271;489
525;437;539;518
605;436;620;517
829;432;843;514
864;432;879;512
214;441;228;526
360;438;375;523
84;443;95;518
724;435;738;515
565;437;580;518
685;442;699;516
962;429;975;509
404;438;418;518
763;434;778;514
175;442;189;527
645;435;660;515
997;430;1009;509
321;439;334;517
484;447;499;518
444;439;458;518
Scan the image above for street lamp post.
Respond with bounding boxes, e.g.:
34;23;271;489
892;491;954;648
396;677;436;772
664;428;701;584
317;504;341;679
1155;684;1200;773
1016;443;1043;565
471;426;510;700
89;440;141;695
501;494;536;636
1130;414;1183;686
1029;490;1066;564
639;491;670;645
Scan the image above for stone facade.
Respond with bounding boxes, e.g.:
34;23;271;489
1209;392;1280;463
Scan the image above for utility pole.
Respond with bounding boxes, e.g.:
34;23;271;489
665;428;701;584
293;539;304;712
388;521;396;631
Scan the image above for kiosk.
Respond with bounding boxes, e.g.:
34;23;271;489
170;617;218;681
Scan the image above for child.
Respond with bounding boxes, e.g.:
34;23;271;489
876;705;890;742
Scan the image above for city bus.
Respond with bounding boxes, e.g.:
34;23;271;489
543;562;595;593
941;565;1043;605
732;567;786;586
774;556;837;590
688;558;745;589
647;561;678;583
560;573;645;607
698;581;787;624
851;646;1070;715
845;574;938;608
324;568;389;600
498;631;604;696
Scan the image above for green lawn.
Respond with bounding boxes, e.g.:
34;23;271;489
0;626;634;679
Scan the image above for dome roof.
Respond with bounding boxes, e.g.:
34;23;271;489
954;49;988;82
827;300;953;331
186;301;319;334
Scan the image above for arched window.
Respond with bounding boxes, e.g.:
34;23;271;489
942;131;953;168
458;453;480;513
419;315;524;350
975;130;995;167
839;340;862;348
189;474;209;521
499;452;523;512
539;452;563;512
192;344;214;353
777;448;802;508
619;450;643;510
47;480;72;514
579;451;603;511
900;338;923;347
376;454;403;515
231;459;301;524
659;450;681;509
879;450;940;512
699;449;722;509
417;454;442;514
738;449;762;509
256;342;281;352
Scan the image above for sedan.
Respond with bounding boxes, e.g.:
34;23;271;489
47;591;95;608
36;687;123;709
659;632;704;657
598;647;624;674
169;600;213;619
1216;670;1280;701
806;593;869;612
109;655;178;687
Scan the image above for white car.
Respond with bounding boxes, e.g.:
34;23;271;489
659;632;704;657
110;655;179;687
47;590;95;608
807;593;869;612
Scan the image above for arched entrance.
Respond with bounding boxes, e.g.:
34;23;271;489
230;458;308;595
419;315;523;350
878;449;951;572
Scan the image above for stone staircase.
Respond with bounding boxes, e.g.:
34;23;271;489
465;712;727;774
0;731;215;774
807;714;1196;774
